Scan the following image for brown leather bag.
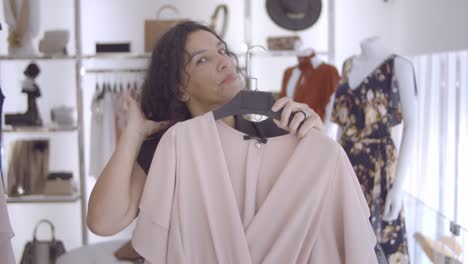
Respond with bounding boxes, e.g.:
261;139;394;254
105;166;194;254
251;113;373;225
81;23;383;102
144;5;186;52
20;219;66;264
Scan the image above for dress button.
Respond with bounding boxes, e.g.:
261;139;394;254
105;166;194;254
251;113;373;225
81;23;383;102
255;142;262;149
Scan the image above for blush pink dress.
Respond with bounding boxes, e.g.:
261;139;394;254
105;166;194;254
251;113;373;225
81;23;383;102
132;112;377;264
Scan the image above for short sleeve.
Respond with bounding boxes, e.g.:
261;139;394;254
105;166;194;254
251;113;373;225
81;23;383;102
136;131;166;175
132;127;177;263
330;93;343;126
331;58;353;127
388;58;403;127
309;146;377;263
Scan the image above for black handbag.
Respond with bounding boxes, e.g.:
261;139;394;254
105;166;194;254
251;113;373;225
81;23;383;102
20;219;66;264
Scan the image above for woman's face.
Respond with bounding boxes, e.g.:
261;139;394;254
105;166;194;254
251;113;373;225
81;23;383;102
181;30;241;116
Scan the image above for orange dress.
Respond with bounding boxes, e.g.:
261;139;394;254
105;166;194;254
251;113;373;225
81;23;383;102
279;54;340;121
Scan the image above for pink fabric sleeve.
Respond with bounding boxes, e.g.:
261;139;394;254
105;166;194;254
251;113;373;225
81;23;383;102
132;128;177;263
309;146;377;264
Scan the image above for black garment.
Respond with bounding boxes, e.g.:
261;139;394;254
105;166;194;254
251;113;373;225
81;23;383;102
137;115;288;174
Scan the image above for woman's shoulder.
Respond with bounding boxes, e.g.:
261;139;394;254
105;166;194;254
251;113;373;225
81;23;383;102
137;129;168;175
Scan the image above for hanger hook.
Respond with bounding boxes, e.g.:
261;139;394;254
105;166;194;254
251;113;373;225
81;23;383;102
245;45;267;90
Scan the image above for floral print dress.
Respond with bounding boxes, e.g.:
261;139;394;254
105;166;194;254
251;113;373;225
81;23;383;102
332;55;410;263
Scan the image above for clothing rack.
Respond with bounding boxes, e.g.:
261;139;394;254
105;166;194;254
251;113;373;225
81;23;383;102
82;67;147;74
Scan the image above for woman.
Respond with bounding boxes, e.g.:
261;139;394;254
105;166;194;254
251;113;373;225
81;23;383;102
87;21;323;236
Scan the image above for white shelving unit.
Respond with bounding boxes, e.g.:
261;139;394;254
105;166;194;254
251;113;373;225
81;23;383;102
1;0;89;246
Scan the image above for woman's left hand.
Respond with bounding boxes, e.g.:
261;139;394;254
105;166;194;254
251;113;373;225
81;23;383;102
272;97;324;139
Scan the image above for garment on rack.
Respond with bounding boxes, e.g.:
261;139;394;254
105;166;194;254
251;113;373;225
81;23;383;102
331;55;410;263
0;176;15;264
114;89;130;143
279;53;339;121
132;111;377;263
89;89;116;178
7;140;49;196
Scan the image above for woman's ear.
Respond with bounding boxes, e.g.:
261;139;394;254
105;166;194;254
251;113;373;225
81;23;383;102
179;90;190;102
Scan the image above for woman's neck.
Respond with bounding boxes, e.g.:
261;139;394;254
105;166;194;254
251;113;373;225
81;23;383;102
221;116;235;128
188;103;236;128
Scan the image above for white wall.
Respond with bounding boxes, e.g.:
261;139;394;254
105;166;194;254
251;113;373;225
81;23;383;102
334;0;394;70
392;0;468;56
334;0;468;71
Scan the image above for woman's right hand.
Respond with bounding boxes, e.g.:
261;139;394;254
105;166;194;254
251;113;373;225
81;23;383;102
126;94;171;141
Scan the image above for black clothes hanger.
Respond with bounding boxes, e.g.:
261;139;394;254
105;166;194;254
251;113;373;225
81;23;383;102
214;45;282;120
96;80;106;100
213;90;280;120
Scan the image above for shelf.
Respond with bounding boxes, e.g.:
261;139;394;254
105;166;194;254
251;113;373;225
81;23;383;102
1;125;78;133
81;53;151;60
0;55;77;61
6;192;81;203
83;67;147;74
0;53;152;61
237;50;329;57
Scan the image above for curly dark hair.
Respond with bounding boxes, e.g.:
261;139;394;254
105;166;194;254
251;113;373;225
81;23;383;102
140;20;239;123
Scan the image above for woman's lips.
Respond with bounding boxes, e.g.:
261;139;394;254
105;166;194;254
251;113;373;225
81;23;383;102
220;73;237;84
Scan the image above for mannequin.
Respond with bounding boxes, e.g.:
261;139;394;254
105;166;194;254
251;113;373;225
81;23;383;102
3;0;40;56
298;48;323;68
279;48;339;124
332;36;417;262
285;49;323;98
345;36;417;221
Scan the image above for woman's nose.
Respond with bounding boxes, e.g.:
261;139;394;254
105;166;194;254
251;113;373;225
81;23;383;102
217;54;231;71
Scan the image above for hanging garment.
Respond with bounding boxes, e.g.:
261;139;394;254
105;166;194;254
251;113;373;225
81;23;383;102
331;55;410;263
89;90;116;178
279;54;340;121
113;90;129;144
0;176;15;264
132;111;377;264
7;139;49;196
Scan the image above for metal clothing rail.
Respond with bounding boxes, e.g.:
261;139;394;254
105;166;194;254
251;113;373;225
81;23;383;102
82;67;147;74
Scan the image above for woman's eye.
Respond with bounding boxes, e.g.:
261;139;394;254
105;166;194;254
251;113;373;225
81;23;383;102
197;57;207;64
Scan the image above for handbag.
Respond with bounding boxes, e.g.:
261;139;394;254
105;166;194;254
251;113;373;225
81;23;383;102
20;219;66;264
144;5;186;52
